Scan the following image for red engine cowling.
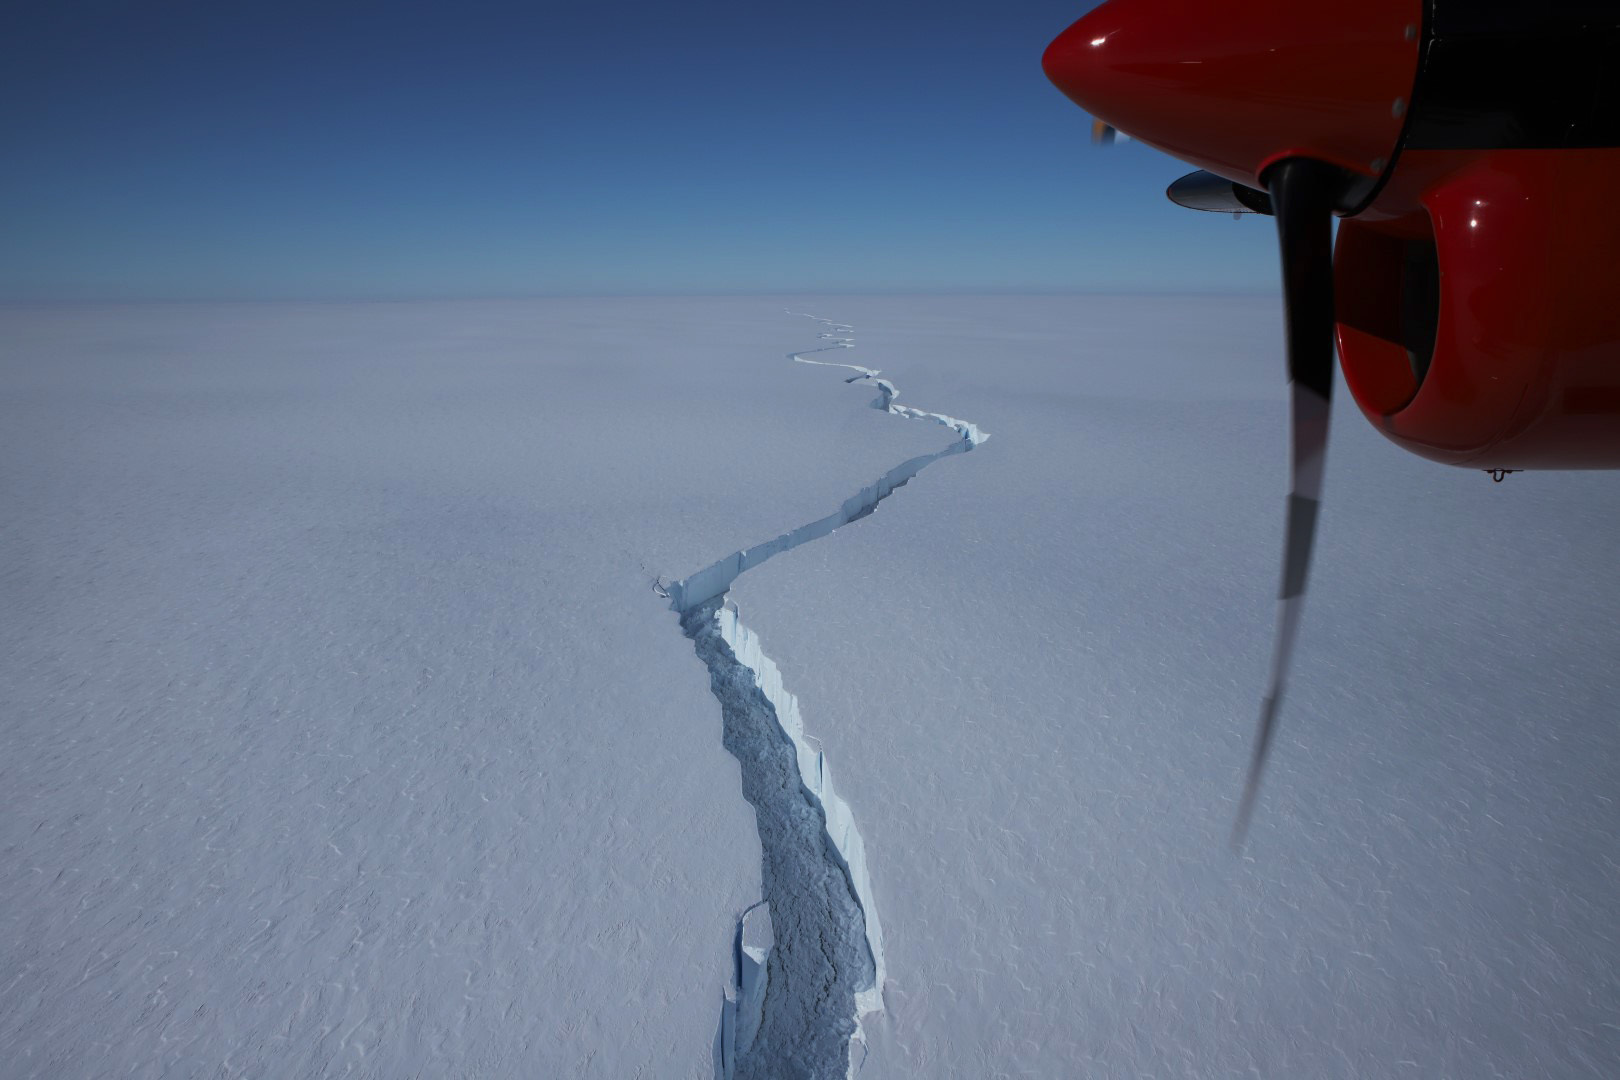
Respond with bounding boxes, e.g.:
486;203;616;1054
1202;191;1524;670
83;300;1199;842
1045;0;1620;471
1336;149;1620;469
1041;0;1421;196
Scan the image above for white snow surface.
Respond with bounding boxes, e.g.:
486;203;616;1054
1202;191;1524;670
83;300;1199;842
0;298;942;1079
728;296;1620;1078
5;295;1619;1079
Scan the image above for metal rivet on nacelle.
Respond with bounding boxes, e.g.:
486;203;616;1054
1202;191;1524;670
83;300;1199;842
1370;157;1387;172
1392;97;1406;118
1404;24;1417;41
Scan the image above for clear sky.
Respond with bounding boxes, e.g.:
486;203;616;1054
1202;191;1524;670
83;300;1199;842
2;0;1279;300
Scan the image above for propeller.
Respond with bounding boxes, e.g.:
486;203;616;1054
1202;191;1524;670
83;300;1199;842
1040;0;1413;843
1231;157;1340;847
1090;118;1131;146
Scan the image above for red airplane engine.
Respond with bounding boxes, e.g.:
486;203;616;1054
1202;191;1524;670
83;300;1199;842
1045;0;1620;471
1337;148;1620;470
1043;0;1620;836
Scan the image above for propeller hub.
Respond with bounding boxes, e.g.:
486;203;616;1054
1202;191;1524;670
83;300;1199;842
1043;0;1422;192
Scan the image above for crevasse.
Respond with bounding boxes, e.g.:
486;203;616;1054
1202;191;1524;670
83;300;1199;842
673;315;986;1080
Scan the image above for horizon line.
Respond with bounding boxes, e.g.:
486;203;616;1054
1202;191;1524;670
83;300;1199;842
0;287;1276;307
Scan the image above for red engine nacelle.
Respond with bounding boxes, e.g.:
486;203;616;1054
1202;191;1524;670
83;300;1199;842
1337;148;1620;469
1045;0;1620;471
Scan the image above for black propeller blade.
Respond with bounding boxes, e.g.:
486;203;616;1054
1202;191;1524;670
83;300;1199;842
1232;158;1340;848
1092;119;1130;145
1166;170;1274;216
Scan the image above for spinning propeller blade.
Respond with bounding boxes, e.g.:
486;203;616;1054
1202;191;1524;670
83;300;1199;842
1041;0;1419;841
1090;118;1132;145
1232;158;1339;847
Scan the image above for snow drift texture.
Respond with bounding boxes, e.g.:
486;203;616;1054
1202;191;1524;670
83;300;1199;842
5;296;1619;1079
730;296;1620;1079
0;299;940;1079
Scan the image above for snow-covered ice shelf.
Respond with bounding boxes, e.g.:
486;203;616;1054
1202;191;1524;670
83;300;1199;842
7;295;1618;1080
728;294;1620;1080
0;298;941;1080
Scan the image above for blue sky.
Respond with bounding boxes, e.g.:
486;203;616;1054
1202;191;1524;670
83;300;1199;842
2;0;1278;299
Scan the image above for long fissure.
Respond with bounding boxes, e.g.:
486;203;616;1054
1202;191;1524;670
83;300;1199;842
674;315;987;1080
686;600;871;1080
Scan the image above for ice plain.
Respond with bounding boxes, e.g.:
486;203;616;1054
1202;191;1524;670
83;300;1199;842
730;295;1620;1078
4;294;1618;1079
0;298;942;1079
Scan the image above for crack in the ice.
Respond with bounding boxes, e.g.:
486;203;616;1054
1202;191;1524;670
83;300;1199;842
674;314;986;1080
